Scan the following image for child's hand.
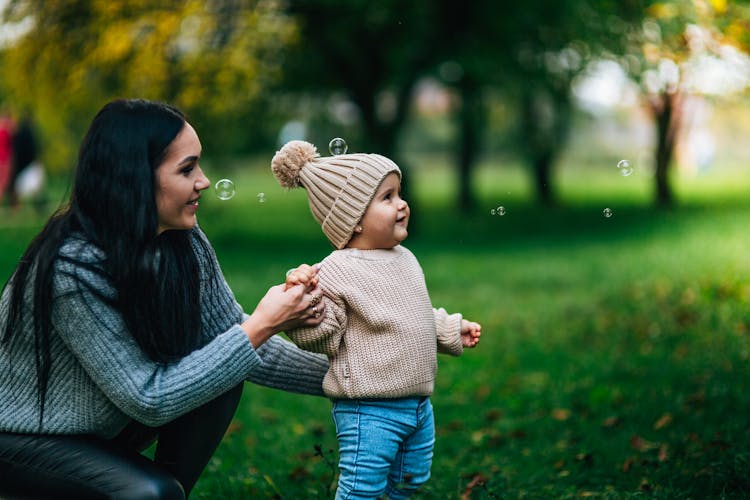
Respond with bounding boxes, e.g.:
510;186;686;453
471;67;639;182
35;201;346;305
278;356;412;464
461;319;481;348
284;263;320;291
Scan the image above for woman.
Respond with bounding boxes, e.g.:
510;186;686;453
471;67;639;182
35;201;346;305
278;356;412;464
0;99;328;499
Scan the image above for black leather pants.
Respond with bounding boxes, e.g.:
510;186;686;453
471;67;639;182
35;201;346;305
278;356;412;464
0;383;243;499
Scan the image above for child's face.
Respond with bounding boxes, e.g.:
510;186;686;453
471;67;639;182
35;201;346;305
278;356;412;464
347;172;409;250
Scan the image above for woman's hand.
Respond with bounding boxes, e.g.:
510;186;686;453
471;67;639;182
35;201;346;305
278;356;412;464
241;283;326;348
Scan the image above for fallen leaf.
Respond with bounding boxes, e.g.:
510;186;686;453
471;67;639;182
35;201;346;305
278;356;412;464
446;420;464;431
461;472;488;500
639;478;653;492
510;429;527;439
485;409;503;422
708;439;731;451
658;444;669;462
551;408;571;421
576;453;594;466
630;435;659;452
653;413;673;430
288;466;309;481
602;416;621;428
471;430;485;444
225;420;243;436
475;384;491;400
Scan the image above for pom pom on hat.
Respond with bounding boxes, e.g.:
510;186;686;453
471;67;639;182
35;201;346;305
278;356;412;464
271;140;319;188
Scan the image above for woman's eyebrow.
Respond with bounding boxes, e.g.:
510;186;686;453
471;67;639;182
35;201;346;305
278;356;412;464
177;155;200;167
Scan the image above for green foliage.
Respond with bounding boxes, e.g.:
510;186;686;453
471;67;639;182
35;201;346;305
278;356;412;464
2;0;749;210
0;0;297;171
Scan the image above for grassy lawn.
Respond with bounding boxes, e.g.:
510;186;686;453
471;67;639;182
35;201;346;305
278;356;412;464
1;157;748;498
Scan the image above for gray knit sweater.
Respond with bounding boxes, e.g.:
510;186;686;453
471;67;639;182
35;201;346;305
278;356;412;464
285;245;463;399
0;227;328;438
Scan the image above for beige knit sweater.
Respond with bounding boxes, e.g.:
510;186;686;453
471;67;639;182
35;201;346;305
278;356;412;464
285;245;463;399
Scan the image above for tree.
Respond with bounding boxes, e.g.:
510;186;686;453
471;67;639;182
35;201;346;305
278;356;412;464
502;0;650;206
281;0;445;180
616;0;750;206
0;0;296;171
282;0;510;211
434;0;637;207
428;1;511;212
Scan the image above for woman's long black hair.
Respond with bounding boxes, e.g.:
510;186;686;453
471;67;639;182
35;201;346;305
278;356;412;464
1;99;207;427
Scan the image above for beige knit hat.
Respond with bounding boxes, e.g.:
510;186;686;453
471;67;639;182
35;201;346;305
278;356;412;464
271;140;401;249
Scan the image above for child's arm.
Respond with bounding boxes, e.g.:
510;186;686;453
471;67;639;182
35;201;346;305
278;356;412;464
460;319;482;348
434;309;482;354
434;307;465;356
285;293;348;356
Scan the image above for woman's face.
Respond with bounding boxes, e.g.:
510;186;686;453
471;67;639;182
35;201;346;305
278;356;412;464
155;122;210;234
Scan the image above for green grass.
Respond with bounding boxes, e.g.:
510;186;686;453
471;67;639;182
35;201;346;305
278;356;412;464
1;158;749;499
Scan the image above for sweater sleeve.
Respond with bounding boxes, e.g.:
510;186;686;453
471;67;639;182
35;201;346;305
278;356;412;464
247;336;329;395
49;234;268;428
237;312;328;395
284;292;348;356
434;307;463;356
51;280;261;427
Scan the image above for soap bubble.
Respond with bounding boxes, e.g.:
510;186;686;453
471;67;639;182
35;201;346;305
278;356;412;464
257;192;266;203
490;206;506;216
603;208;613;218
617;159;633;177
329;137;348;155
215;179;236;200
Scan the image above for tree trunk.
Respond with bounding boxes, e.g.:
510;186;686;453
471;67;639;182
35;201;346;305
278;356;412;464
457;75;482;212
521;88;558;206
651;90;681;207
534;151;554;206
351;81;417;227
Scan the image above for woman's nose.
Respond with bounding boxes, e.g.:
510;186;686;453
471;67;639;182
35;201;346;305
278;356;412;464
196;168;210;191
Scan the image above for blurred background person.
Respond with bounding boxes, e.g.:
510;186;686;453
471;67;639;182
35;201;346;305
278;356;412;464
0;111;13;204
5;112;39;209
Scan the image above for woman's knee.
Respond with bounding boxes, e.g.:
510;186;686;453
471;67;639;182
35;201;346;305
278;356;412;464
118;472;185;500
0;432;186;500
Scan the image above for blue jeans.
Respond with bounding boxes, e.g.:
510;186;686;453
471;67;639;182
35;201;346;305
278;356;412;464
332;397;434;499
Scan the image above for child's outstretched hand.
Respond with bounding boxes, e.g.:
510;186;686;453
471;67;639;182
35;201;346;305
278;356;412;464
285;263;320;291
461;319;481;348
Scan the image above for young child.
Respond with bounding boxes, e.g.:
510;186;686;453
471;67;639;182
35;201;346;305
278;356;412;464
272;140;481;499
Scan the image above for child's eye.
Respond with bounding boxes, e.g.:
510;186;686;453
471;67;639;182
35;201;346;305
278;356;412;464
180;165;195;176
